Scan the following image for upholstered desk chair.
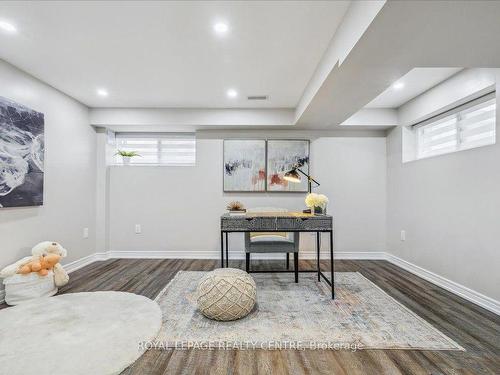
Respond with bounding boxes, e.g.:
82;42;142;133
244;207;300;282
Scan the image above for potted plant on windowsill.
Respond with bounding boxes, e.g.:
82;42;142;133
115;150;141;165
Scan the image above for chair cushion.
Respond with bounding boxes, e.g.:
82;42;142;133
250;231;288;240
250;234;292;243
247;240;297;253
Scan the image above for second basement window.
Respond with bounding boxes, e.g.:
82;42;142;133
115;133;196;166
415;92;496;160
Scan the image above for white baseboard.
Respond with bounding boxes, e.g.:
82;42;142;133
107;250;220;259
107;250;304;260
3;250;498;315
63;252;108;273
105;250;386;261
385;252;500;316
113;250;315;260
332;251;386;260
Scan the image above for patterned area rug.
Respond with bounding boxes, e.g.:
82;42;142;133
154;271;463;350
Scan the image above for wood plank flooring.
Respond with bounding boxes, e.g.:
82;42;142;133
1;259;499;374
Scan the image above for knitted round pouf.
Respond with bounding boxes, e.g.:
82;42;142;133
196;268;256;321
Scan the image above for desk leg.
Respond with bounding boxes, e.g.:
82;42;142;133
225;232;229;268
220;231;224;268
316;232;320;282
330;230;334;299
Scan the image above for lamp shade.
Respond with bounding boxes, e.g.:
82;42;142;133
283;168;301;183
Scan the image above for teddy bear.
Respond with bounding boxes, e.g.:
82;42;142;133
0;241;69;287
32;241;69;287
18;253;61;277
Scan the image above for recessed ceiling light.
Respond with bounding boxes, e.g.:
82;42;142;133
97;88;109;97
0;20;17;34
214;22;229;35
226;89;238;98
392;82;405;90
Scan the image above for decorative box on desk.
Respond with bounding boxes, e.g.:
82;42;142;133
220;212;335;299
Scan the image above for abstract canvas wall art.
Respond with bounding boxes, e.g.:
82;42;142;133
266;140;309;192
0;97;45;207
223;140;266;192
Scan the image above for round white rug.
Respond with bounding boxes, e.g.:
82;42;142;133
0;291;162;375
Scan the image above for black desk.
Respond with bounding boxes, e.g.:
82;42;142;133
220;212;334;299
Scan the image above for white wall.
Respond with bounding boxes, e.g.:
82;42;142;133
387;68;500;301
107;137;387;258
0;60;97;289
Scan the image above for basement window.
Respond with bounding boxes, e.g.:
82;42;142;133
404;92;496;162
115;133;196;166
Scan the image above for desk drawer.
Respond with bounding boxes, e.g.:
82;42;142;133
275;217;332;231
221;217;277;231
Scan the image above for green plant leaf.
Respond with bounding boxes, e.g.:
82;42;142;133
115;150;142;157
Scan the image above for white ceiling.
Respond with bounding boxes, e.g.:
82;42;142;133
365;68;463;109
0;0;350;108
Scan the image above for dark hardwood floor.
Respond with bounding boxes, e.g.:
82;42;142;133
1;259;499;374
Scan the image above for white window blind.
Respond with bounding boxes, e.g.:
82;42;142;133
416;92;496;160
115;133;196;166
